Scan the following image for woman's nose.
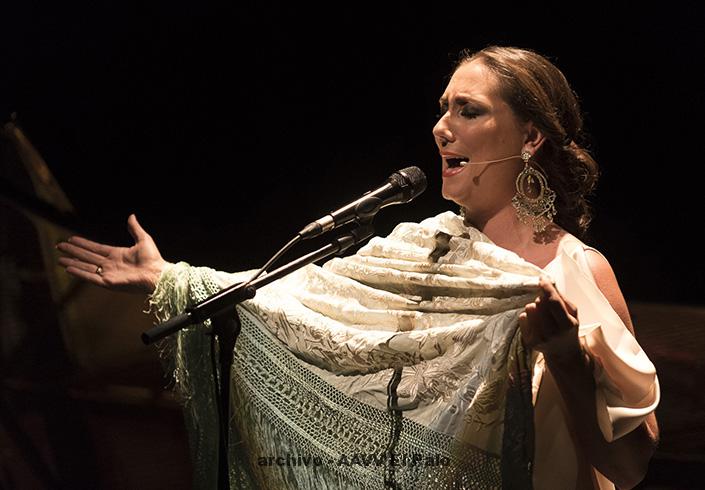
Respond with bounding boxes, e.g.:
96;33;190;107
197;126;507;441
432;118;453;147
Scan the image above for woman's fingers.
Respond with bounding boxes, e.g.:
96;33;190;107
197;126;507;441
127;214;149;243
546;299;575;329
540;280;578;328
58;256;100;274
563;297;578;318
521;288;563;348
534;294;562;336
57;241;107;266
65;265;107;287
520;301;542;347
66;235;112;257
521;281;583;356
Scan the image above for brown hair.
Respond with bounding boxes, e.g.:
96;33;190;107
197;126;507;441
452;45;600;240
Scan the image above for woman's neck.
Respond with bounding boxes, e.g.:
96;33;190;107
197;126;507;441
465;203;542;255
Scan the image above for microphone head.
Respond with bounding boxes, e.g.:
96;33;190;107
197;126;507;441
390;166;427;202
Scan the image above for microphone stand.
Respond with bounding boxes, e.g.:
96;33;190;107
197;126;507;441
141;222;375;490
211;310;240;490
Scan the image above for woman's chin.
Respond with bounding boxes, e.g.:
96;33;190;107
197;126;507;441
441;184;466;203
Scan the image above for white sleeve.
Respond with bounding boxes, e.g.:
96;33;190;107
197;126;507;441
554;250;660;442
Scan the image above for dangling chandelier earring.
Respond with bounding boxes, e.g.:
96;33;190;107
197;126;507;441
511;150;557;233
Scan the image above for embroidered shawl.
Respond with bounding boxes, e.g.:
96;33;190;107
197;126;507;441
147;211;548;489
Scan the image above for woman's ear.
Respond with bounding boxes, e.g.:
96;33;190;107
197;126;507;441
523;121;546;154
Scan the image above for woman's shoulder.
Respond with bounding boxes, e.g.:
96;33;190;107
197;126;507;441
557;233;637;337
555;229;594;255
561;234;614;280
555;232;609;280
555;231;608;269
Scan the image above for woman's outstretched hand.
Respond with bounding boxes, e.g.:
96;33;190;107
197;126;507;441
56;214;167;295
518;276;585;363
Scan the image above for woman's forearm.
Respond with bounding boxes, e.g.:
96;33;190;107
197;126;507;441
544;346;657;489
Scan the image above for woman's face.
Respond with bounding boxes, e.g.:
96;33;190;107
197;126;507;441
432;59;532;224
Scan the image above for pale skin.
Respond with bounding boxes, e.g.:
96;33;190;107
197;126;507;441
55;214;167;295
56;58;659;489
433;58;659;489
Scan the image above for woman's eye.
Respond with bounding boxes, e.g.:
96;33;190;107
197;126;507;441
435;107;479;120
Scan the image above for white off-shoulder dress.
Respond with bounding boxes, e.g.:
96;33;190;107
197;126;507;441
531;233;661;489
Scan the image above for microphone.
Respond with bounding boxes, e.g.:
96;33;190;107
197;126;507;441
298;166;427;240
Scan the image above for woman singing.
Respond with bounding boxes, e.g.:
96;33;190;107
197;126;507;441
56;45;660;489
431;46;660;489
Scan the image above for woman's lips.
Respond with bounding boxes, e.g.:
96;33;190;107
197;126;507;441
442;165;466;178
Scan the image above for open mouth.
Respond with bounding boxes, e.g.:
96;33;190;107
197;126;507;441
446;157;469;168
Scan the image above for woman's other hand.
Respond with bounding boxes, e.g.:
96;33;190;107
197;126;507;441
518;276;584;363
56;214;167;295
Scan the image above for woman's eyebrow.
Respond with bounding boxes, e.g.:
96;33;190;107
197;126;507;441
438;94;482;107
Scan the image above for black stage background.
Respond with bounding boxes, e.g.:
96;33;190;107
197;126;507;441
2;3;704;489
3;3;704;305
